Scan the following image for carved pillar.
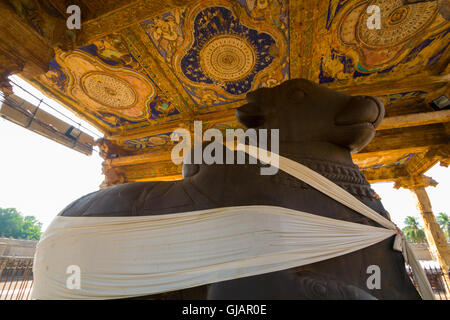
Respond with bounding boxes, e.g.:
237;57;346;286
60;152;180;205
395;175;450;293
95;138;129;188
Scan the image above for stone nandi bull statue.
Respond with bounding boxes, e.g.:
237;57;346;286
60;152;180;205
38;79;421;299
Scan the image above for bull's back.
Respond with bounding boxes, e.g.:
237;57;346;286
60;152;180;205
57;170;420;300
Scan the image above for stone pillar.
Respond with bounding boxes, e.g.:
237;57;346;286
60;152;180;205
395;175;450;294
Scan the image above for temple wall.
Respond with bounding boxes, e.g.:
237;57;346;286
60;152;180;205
409;243;435;261
0;238;38;258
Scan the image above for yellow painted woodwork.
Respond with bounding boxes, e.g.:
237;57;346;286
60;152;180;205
0;0;447;186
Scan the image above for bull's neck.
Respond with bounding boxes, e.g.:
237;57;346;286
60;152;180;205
275;142;375;199
193;141;376;200
277;141;354;166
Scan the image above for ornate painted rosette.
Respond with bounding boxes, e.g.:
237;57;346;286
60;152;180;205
81;71;138;109
356;0;438;49
199;35;257;83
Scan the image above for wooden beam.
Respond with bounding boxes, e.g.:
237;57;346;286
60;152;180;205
358;143;449;183
123;160;182;182
352;147;428;162
81;0;197;42
289;0;323;80
107;109;237;141
359;147;447;183
131;174;182;182
361;166;410;183
122;24;196;115
404;145;450;176
329;74;450;96
105;146;177;167
360;124;448;154
378;110;450;130
0;2;55;88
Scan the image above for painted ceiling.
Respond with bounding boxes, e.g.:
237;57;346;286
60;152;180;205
15;0;449;185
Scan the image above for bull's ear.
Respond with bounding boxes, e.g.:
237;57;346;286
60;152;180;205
235;103;265;128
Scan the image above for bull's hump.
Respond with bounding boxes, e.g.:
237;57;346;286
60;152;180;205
59;180;216;217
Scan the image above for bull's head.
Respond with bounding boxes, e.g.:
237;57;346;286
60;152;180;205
236;78;384;153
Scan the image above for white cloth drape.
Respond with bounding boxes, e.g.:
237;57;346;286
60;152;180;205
31;145;434;300
31;206;399;299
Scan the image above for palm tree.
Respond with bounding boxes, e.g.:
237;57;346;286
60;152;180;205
402;216;426;243
436;212;449;241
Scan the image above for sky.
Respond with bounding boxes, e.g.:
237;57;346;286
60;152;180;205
0;76;448;232
0;76;104;231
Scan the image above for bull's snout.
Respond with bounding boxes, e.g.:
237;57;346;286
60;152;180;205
236;88;273;128
335;96;384;128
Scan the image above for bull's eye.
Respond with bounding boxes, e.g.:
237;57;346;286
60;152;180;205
287;87;306;103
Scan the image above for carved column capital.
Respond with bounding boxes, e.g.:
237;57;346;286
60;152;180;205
101;165;126;189
393;175;438;190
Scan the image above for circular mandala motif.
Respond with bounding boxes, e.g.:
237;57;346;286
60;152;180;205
357;0;438;49
199;35;257;82
81;72;137;109
387;6;410;25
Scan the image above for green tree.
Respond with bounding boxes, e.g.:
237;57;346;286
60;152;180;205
402;216;426;243
436;212;449;240
0;207;42;240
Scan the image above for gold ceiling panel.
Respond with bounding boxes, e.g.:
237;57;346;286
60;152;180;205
4;0;448;185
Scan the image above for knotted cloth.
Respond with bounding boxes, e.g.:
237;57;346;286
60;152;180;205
31;145;433;300
242;144;433;300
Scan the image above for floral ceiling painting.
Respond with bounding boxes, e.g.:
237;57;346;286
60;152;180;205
141;0;289;108
37;40;182;131
20;0;448;179
32;0;449;135
318;0;449;84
